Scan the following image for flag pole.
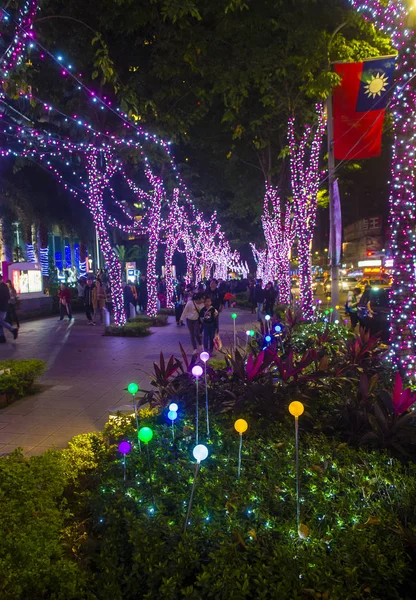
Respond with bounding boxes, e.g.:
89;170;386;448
327;94;340;322
327;24;346;323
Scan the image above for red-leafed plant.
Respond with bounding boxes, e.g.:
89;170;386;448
246;350;272;382
391;372;416;415
268;348;319;383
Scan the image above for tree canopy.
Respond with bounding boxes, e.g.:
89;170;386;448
1;0;392;248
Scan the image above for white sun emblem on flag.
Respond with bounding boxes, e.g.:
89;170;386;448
364;72;389;98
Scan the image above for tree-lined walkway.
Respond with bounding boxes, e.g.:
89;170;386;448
0;309;257;456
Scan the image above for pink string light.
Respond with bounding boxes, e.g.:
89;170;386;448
288;105;325;319
349;0;416;377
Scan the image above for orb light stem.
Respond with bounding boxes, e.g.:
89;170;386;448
237;433;243;479
184;463;200;533
295;416;300;531
204;362;210;439
195;377;199;445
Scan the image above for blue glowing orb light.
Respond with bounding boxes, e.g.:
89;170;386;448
168;410;178;421
274;324;282;333
265;335;272;343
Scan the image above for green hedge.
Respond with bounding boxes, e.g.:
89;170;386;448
0;359;46;405
129;314;169;327
1;419;415;599
104;321;152;337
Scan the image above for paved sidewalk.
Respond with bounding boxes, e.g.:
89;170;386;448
0;308;257;456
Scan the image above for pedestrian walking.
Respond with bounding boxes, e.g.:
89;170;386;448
58;282;73;321
122;282;135;320
264;281;277;316
138;274;148;313
199;295;219;354
77;278;86;299
93;279;107;324
172;282;185;326
180;292;204;355
5;280;19;329
254;279;265;321
346;286;362;330
0;275;18;343
84;278;96;325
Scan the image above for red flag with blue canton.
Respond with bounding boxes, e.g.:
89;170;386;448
333;56;396;160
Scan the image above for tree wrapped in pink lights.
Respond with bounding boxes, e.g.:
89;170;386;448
288;105;325;319
262;186;295;304
250;243;267;281
348;1;416;376
84;148;127;326
162;188;190;308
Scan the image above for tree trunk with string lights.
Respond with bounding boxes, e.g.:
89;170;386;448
350;0;416;377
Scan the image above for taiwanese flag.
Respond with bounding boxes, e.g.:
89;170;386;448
333;56;396;160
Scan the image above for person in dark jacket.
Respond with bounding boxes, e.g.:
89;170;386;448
84;278;96;325
199;296;219;353
264;281;277;316
6;280;19;329
172;282;185;326
138;274;148;313
0;275;18;342
58;283;73;321
254;279;265;321
123;282;135;320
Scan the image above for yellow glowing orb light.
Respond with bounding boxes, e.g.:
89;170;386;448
234;419;249;479
234;419;248;434
289;401;304;418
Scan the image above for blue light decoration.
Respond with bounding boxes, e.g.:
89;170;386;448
26;244;36;263
40;247;49;275
74;243;80;270
274;324;282;333
55;250;63;271
168;410;177;421
79;260;87;277
64;241;72;268
265;335;272;343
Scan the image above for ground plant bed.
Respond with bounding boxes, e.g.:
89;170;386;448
0;360;46;407
2;316;416;599
104;322;152;337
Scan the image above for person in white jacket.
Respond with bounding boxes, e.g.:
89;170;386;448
180;292;204;354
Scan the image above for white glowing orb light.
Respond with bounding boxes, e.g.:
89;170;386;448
193;444;208;463
246;330;251;336
169;402;178;412
200;351;210;363
265;314;271;321
192;365;203;378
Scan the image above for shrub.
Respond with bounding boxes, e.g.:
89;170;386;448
129;313;169;327
79;418;416;599
0;359;46;404
234;291;251;308
0;449;86;600
158;307;175;316
104;322;152;337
